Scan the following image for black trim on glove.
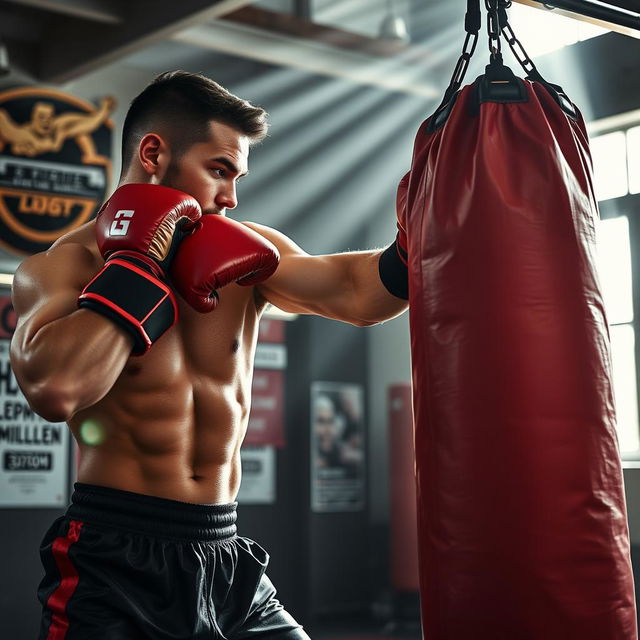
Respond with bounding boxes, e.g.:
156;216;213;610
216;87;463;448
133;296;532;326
78;257;178;355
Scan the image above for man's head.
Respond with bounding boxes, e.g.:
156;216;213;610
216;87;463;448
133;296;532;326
31;102;55;135
120;70;268;214
315;394;339;446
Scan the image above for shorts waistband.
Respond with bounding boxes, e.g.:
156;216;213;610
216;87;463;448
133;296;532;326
67;483;238;542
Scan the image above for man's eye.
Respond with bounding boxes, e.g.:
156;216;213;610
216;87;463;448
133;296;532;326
211;168;225;177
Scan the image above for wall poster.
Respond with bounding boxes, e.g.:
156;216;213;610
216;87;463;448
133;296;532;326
237;446;276;505
310;382;365;512
0;296;68;507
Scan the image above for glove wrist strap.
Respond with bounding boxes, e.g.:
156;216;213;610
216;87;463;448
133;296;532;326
78;256;178;355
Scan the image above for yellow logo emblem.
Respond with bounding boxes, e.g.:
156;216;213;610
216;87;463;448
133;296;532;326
0;87;114;254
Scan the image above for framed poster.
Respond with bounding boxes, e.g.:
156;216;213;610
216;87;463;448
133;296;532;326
310;382;365;512
245;369;285;448
245;319;287;447
237;446;276;505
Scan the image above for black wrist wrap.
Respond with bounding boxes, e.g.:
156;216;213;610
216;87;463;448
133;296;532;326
78;257;178;355
378;239;408;300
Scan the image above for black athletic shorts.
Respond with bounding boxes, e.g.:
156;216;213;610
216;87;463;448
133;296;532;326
38;483;309;640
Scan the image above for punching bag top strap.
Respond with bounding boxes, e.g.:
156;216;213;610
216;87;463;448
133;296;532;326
427;0;578;133
470;55;528;116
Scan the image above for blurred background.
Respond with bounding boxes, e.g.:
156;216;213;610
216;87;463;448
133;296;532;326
0;1;638;638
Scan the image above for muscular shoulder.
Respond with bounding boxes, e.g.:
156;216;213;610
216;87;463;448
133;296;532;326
50;220;98;254
12;237;100;316
241;221;308;258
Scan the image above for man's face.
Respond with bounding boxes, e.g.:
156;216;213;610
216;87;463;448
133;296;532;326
315;405;337;441
32;103;54;135
161;120;250;216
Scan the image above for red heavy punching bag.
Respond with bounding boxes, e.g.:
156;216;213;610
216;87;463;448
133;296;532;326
402;2;637;638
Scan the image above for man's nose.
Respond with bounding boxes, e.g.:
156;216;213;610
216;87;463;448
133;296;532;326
215;184;238;211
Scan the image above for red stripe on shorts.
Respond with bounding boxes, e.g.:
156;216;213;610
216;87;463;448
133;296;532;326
45;520;84;640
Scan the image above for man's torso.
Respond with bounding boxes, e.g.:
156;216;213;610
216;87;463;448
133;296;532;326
58;220;267;504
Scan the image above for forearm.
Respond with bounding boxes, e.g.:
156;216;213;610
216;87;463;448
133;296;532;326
11;308;133;422
281;250;408;326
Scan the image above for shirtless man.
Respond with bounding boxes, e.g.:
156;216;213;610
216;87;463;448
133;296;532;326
10;70;409;640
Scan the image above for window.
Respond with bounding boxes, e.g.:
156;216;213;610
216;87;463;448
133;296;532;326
590;125;640;201
596;216;639;454
628;126;640;195
590;115;640;457
610;324;639;453
508;3;609;58
591;132;629;201
597;217;634;325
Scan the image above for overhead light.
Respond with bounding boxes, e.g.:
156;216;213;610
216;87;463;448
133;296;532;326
0;39;10;77
0;273;14;286
379;0;410;43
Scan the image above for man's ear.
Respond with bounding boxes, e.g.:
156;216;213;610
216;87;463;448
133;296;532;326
138;133;171;180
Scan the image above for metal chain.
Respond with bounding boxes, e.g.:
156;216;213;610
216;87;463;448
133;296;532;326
449;30;479;95
438;1;481;107
435;0;546;117
485;0;502;59
498;5;544;80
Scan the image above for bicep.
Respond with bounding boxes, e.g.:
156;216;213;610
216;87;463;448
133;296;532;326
242;221;353;317
260;252;353;316
12;245;97;346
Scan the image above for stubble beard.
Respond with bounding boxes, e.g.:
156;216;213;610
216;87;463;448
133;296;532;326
160;159;221;216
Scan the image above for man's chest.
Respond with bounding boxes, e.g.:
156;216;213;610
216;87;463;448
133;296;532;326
121;285;263;385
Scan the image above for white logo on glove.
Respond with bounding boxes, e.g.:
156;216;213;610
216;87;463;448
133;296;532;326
109;209;135;236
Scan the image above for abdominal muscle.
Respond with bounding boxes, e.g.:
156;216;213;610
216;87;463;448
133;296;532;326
69;386;247;505
67;289;262;505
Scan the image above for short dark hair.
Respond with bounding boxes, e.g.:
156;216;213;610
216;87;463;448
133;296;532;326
120;70;268;174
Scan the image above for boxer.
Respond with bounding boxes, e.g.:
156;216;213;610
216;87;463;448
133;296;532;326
10;70;409;640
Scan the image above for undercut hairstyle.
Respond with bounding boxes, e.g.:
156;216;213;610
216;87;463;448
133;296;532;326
120;70;268;175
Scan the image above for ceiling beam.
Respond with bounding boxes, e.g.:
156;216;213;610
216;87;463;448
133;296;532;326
37;0;256;84
513;0;640;36
220;6;408;57
1;0;123;24
173;21;439;98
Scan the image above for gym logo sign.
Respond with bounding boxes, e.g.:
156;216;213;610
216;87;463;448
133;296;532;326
0;87;115;255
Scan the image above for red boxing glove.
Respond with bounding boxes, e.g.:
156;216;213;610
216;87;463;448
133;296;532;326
171;215;280;312
94;183;201;272
79;184;201;354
